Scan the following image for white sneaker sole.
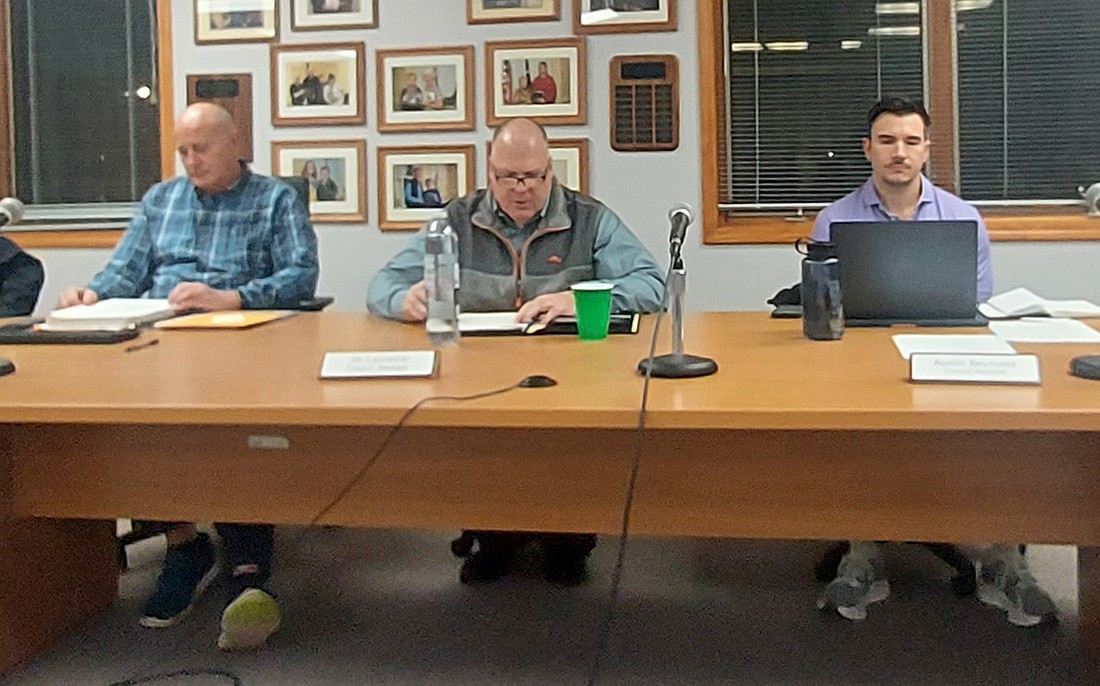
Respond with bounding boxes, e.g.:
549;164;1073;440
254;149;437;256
977;584;1047;627
139;563;219;629
834;580;891;621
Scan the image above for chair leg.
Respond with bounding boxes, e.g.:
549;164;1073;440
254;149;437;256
921;543;976;597
814;541;851;582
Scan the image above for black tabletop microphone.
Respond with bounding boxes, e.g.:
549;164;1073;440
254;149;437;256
0;197;26;228
667;203;693;258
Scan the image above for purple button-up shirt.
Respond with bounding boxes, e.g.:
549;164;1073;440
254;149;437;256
811;176;993;302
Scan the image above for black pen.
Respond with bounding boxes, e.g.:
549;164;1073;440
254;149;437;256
125;338;160;353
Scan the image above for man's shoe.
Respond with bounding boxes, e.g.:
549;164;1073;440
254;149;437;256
218;588;280;651
139;533;217;628
545;550;589;586
817;543;889;621
459;548;513;584
977;552;1058;627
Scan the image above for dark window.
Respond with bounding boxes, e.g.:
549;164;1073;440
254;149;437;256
957;0;1100;203
724;0;924;212
9;0;161;205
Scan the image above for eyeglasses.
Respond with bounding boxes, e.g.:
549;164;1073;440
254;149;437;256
492;164;550;188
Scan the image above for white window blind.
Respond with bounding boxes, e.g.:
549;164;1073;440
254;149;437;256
722;0;925;212
956;0;1100;204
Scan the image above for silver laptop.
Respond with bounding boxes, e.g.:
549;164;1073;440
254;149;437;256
828;221;984;327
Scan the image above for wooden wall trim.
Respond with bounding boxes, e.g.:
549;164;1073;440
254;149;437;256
698;0;722;244
8;230;124;250
0;0;12;198
157;0;175;181
926;0;957;195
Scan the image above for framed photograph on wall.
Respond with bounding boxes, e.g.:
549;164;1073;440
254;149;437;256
377;145;475;230
467;0;560;24
376;46;475;133
573;0;677;34
271;43;366;126
272;140;366;223
486;137;589;194
290;0;378;31
485;38;586;126
195;0;278;44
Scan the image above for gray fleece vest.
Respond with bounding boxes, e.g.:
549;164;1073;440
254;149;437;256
445;184;601;311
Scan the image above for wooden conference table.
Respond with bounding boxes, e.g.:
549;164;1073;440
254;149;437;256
3;311;1100;672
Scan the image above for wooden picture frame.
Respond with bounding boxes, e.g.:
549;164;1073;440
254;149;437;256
467;0;559;24
187;74;254;161
375;46;475;133
573;0;677;34
271;42;366;126
272;140;367;223
194;0;278;44
377;145;476;230
486;137;589;194
485;38;586;126
290;0;378;31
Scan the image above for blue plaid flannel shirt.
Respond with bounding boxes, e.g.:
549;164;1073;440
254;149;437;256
89;167;319;308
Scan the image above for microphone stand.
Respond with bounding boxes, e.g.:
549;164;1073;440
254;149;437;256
637;251;718;378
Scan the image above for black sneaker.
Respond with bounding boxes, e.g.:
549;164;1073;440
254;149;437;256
140;533;217;628
545;550;589;586
459;547;515;584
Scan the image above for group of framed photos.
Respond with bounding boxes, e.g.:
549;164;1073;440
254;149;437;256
192;0;675;229
272;138;589;230
195;1;675;42
268;39;584;129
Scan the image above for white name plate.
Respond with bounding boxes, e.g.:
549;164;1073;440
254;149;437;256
909;353;1040;385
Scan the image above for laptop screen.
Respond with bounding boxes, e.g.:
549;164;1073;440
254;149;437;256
828;221;980;324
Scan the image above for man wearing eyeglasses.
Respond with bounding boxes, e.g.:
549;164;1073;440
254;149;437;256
368;117;663;585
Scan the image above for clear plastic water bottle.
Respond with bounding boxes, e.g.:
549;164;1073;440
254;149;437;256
799;240;844;341
424;219;460;346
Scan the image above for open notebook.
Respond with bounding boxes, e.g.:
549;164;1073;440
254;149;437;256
41;299;176;332
458;312;640;336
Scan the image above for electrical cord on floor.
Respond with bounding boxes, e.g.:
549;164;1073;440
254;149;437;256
106;667;242;685
584;262;674;686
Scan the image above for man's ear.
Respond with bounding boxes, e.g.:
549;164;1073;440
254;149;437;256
861;137;872;160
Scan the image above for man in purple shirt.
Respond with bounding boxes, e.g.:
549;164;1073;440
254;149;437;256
811;97;993;302
816;96;1056;628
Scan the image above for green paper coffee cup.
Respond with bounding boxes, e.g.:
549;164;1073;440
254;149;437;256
571;281;614;340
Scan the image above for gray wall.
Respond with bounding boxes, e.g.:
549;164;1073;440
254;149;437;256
30;0;1100;314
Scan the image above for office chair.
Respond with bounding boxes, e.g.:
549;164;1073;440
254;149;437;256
276;175;311;214
0;237;44;317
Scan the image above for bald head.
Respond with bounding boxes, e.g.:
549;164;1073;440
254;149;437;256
174;103;241;194
490;118;550;163
488;118;554;227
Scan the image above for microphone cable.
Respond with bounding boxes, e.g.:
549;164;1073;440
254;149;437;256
102;379;527;686
301;380;525;531
585;260;675;686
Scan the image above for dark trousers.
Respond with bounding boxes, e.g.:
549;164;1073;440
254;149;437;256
463;530;597;559
132;521;274;580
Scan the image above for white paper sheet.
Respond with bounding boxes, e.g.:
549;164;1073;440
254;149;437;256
989;318;1100;343
457;312;525;333
892;334;1017;360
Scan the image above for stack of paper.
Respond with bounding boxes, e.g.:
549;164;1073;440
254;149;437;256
979;287;1100;320
892;334;1016;360
42;298;176;331
989;318;1100;343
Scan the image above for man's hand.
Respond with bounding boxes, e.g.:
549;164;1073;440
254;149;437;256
168;282;242;311
400;281;429;322
517;291;575;325
57;287;99;308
